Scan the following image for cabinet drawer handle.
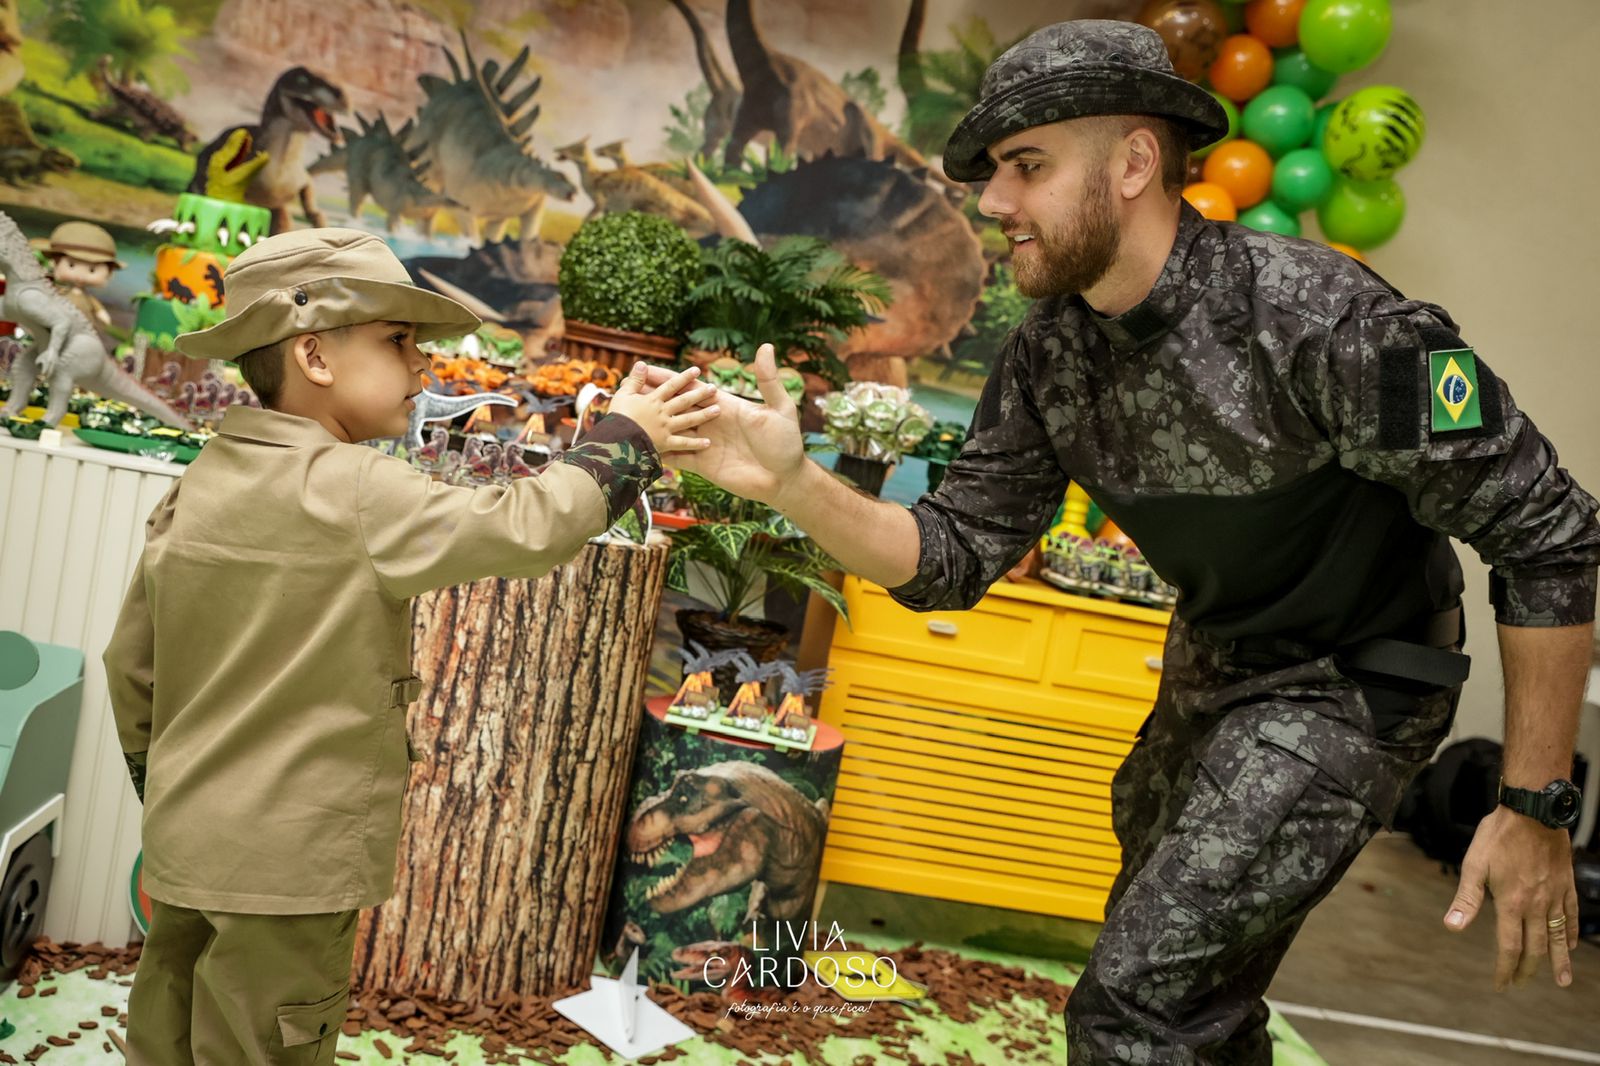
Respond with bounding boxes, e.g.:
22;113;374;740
927;620;959;637
1144;656;1163;671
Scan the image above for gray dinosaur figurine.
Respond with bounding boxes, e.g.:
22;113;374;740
0;212;193;429
403;388;517;452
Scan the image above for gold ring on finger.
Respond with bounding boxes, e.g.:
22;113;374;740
1547;915;1569;930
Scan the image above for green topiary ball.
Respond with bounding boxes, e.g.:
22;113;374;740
558;212;704;337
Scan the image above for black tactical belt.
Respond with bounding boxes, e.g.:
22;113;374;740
1207;606;1470;689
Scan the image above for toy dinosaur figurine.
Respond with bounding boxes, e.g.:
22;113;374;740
403;388;517;452
202;128;271;203
0;212;192;429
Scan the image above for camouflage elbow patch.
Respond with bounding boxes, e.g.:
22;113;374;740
125;751;148;803
559;413;663;526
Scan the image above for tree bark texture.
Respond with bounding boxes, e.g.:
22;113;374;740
351;539;668;1001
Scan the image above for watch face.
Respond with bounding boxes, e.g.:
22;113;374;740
1552;783;1581;827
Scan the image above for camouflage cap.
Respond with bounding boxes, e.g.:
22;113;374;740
943;19;1230;183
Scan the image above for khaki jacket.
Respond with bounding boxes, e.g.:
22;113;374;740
104;406;658;914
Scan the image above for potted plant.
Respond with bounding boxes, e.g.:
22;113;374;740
817;381;933;497
684;236;890;427
557;212;703;371
665;472;847;695
909;419;967;493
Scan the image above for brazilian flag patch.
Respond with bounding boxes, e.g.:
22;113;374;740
1429;348;1482;432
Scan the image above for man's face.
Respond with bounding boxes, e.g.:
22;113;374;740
315;320;428;441
53;255;115;290
977;120;1121;300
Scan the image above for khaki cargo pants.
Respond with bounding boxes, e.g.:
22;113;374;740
126;901;358;1066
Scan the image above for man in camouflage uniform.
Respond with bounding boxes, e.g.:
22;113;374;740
657;19;1599;1063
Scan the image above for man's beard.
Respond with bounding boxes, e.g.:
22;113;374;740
1010;168;1121;299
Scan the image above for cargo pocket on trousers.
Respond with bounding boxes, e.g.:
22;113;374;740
277;986;348;1051
1154;719;1322;935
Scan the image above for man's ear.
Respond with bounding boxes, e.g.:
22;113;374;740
1119;127;1162;200
290;333;335;389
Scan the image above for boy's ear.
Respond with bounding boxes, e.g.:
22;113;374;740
290;333;335;388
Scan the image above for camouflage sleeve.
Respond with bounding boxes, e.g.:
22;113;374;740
1297;291;1600;626
556;412;663;526
890;330;1069;612
125;751;148;804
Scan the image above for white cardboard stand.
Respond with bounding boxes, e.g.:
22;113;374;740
552;949;695;1060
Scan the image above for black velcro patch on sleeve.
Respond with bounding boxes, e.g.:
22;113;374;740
1378;346;1420;449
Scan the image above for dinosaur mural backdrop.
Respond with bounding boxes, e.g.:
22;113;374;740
0;0;1140;495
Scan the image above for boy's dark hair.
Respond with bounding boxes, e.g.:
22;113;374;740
233;326;355;409
234;339;287;409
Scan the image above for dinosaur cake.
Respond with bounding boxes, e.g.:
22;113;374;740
135;189;272;350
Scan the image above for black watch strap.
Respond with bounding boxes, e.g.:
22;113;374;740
1498;779;1582;830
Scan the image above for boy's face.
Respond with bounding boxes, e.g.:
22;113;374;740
53;255;115;289
312;320;429;441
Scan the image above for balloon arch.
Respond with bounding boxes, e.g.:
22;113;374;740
1139;0;1418;261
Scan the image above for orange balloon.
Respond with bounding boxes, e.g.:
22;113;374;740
1243;0;1305;48
1202;139;1273;208
1208;33;1274;101
1183;181;1238;221
1327;241;1367;262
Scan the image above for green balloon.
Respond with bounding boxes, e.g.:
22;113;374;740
1317;177;1405;249
1239;200;1301;238
1194;92;1241;159
1272;148;1335;211
1299;0;1392;74
1241;85;1316;158
1313;98;1341;148
1273;48;1338;101
1322;84;1426;180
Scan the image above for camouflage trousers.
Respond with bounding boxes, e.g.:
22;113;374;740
1065;618;1460;1064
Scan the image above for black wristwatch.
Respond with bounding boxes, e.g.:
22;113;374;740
1498;779;1582;830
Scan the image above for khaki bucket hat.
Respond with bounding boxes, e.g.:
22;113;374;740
31;220;125;268
176;227;481;360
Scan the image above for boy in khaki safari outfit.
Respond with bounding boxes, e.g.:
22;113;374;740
102;229;719;1065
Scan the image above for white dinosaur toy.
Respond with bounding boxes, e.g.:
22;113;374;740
0;211;192;430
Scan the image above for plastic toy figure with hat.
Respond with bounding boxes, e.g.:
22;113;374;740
30;220;125;332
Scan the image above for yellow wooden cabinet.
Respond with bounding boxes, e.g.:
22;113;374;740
816;577;1171;921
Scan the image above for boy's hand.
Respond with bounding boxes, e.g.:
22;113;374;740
608;363;719;456
630;345;806;506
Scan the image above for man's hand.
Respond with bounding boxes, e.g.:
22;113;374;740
635;344;806;505
607;363;719;457
1445;806;1580;990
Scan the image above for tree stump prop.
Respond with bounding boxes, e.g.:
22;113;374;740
351;539;668;1001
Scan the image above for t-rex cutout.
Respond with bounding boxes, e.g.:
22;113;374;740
722;0;928;171
625;760;828;922
190;66;349;233
0;212;192;429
